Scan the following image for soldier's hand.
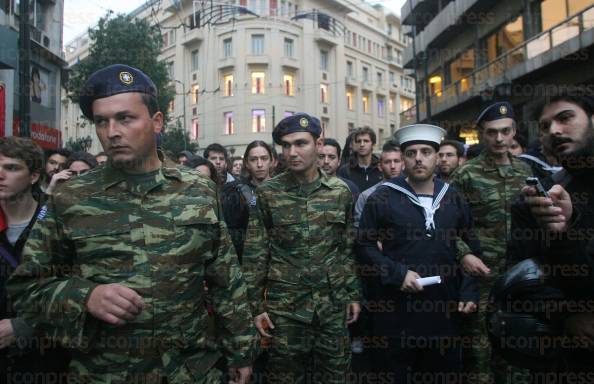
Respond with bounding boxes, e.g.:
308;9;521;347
228;366;252;384
0;319;16;349
401;271;423;293
523;184;573;233
346;302;361;324
87;284;144;326
254;312;275;338
457;301;477;314
460;254;491;276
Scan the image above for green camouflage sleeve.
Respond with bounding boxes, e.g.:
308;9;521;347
241;189;271;316
7;197;100;349
206;203;257;368
342;192;362;303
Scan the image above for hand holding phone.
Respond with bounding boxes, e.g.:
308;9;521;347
525;177;550;198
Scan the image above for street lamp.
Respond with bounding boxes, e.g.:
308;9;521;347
173;79;188;150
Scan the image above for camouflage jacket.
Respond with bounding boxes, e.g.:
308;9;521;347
450;152;532;277
242;171;361;323
7;162;256;382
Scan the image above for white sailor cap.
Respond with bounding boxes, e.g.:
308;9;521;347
393;124;446;151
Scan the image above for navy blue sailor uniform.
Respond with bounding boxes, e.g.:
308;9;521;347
357;176;481;382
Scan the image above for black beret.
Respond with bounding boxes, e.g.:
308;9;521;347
272;113;322;145
79;64;157;120
476;101;514;126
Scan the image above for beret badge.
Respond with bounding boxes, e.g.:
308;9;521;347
119;71;134;85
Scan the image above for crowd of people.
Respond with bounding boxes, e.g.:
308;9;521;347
0;63;592;384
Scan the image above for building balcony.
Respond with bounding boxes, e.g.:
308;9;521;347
401;4;594;123
345;76;358;86
401;0;440;28
218;57;236;69
182;27;203;45
280;57;300;69
246;55;270;65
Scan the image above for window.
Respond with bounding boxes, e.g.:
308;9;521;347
362;66;369;82
192;118;200;139
346;89;353;110
223;38;232;58
251;72;265;94
346;61;353;77
352;32;357;47
224;112;234;135
378;97;385;117
485;16;524;62
191;84;199;104
389;96;396;113
377;71;383;85
401;97;413;112
321;118;329;136
389;71;395;84
168;100;174;114
252;109;266;132
449;49;475;89
224;74;233;96
163;30;176;47
251;34;264;54
320;50;328;71
167;62;174;79
191;50;199;71
429;74;443;96
169;30;176;45
283;74;294;96
362;94;369;113
320;84;329;103
284;38;294;57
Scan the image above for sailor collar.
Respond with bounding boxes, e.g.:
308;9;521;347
382;177;450;237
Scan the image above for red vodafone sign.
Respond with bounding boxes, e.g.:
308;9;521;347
11;118;62;149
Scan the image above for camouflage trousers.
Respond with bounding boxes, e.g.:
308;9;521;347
460;280;530;384
66;359;222;384
264;310;351;384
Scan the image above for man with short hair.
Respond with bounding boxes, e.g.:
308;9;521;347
437;140;464;182
337;127;383;191
450;101;532;383
243;113;361;384
358;124;480;382
41;148;71;192
8;64;255;383
353;142;403;227
176;150;193;166
507;90;594;379
204;144;235;185
0;137;69;380
318;138;359;201
95;152;108;166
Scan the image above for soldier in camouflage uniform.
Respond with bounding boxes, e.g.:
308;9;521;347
7;64;255;383
242;113;361;384
450;102;532;384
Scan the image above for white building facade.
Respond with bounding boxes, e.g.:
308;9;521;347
63;0;414;155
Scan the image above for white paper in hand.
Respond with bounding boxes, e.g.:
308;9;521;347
416;276;442;287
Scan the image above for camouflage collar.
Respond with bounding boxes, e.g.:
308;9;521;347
101;161;182;191
283;169;333;192
478;151;522;171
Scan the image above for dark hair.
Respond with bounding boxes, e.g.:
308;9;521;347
322;138;342;159
141;93;160;116
45;148;72;161
513;134;527;149
440;140;465;157
534;86;594;120
66;151;98;169
203;143;228;160
466;143;484;160
186;155;218;184
0;137;44;174
354;127;377;145
95;151;108;158
341;132;355;165
381;139;400;153
244;140;273;161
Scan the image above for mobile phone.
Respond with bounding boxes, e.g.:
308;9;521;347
525;177;550;198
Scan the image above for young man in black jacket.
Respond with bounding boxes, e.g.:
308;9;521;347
0;137;69;382
337;127;383;191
